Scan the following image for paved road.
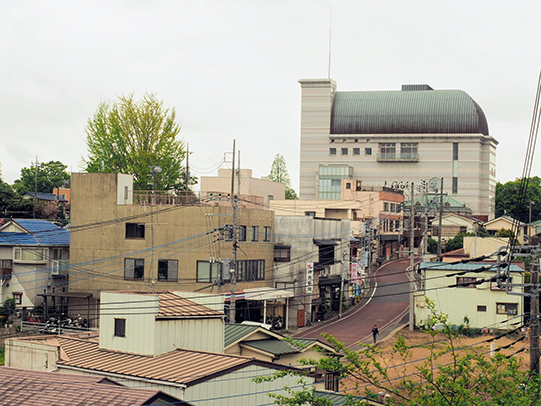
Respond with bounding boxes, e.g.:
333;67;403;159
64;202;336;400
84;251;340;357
293;258;411;349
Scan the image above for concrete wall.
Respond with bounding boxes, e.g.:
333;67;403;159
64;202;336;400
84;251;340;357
69;173;275;298
463;237;508;258
6;339;58;371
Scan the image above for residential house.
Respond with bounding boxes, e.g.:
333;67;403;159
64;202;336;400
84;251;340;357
484;216;528;244
0;219;69;308
413;262;524;329
431;213;483;240
0;367;190;406
298;79;497;219
200;168;285;204
68;172;276;324
6;290;313;406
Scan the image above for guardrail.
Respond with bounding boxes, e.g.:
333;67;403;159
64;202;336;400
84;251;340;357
20;321;97;335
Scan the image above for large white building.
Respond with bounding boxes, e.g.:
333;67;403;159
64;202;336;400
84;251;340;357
299;79;497;219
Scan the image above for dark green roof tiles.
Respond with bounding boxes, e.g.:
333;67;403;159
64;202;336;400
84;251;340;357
330;87;489;135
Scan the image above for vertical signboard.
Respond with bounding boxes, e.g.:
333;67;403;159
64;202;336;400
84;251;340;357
305;263;314;294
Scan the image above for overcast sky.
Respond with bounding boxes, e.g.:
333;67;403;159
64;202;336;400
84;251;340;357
1;1;540;191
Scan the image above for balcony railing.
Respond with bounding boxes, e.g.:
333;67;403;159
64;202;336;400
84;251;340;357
377;152;419;162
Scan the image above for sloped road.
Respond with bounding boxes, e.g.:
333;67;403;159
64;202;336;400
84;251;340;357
293;258;411;348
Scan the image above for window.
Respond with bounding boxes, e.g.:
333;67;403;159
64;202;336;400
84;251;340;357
124;258;144;280
239;226;247;241
274;246;291;262
268;195;274;201
384;202;389;211
158;259;178;282
125;223;145;239
197;261;221;282
318;244;336;265
456;277;477;288
345;182;351;189
329;148;336;155
365;148;372;156
496;303;518;315
379;143;396;159
14;247;48;263
251;226;259;242
491;278;512;291
305;211;316;217
114;318;126;337
341;148;348;155
477;305;487;312
453;143;459;160
236;259;265;281
452;177;458;194
353;148;360;156
13;292;22;305
51;248;66;261
263;226;271;242
390;203;396;212
401;143;418;158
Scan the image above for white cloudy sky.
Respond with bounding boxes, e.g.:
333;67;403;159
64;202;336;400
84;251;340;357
1;0;540;191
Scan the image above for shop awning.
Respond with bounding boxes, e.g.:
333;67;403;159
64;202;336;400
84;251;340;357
313;239;340;246
225;287;294;302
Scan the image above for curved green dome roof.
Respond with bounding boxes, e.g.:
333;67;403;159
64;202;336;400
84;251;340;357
330;86;489;135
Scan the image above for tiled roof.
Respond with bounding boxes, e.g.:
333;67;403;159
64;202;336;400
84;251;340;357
55;335;268;386
0;219;69;246
24;191;68;202
0;366;191;405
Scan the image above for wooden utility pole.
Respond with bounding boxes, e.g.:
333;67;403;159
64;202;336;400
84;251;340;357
338;250;347;318
409;182;415;332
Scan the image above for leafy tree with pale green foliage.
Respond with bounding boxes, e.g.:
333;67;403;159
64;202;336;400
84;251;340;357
13;160;70;195
256;298;539;405
84;93;190;191
495;176;541;223
268;154;298;200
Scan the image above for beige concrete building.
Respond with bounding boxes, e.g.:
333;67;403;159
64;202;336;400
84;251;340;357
69;173;276;323
299;79;497;219
200;168;285;204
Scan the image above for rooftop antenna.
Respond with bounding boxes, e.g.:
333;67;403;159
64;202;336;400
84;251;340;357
328;6;332;79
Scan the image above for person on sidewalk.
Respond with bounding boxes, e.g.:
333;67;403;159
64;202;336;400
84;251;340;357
372;325;379;344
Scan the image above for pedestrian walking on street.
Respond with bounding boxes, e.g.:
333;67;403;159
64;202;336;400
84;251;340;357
372;325;379;344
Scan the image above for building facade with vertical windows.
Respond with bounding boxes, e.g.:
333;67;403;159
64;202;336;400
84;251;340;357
299;79;497;219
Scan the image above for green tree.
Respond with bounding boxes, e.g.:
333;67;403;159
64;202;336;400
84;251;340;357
495;176;541;223
13;161;70;195
257;299;539;405
84;93;189;191
268;154;298;200
444;233;464;253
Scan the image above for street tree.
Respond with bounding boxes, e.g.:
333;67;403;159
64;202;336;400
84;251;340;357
256;299;538;405
268;154;298;200
495;176;541;223
13;160;70;195
84;93;188;191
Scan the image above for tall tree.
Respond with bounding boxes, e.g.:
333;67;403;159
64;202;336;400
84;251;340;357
13;160;70;195
268;154;298;200
495;176;541;223
84;93;188;191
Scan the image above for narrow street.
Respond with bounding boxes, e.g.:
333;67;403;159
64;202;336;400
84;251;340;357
293;258;411;349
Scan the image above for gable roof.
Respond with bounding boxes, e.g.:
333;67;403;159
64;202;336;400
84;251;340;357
51;335;296;387
0;366;191;406
0;219;69;246
224;323;283;348
485;215;527;227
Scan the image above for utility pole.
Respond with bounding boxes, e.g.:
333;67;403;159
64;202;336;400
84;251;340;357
185;144;190;195
531;258;540;375
409;182;415;332
436;178;444;261
230;140;237;324
529;201;535;240
33;156;38;219
338;251;347;318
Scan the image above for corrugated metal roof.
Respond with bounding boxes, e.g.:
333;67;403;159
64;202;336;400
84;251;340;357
24;191;68;202
0;219;69;246
240;339;299;356
314;390;382;405
0;366;191;405
156;292;223;319
419;262;524;273
56;336;258;386
331;88;489;135
224;324;260;347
